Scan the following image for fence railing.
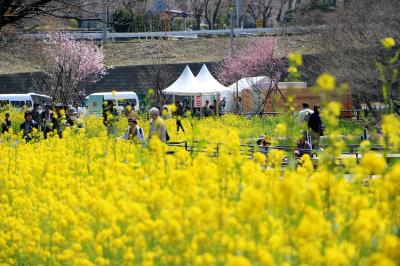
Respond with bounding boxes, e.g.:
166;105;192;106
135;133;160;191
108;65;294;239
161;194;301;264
236;110;363;120
20;25;326;40
166;141;387;157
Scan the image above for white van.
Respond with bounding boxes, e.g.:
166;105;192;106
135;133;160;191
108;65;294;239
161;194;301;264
0;93;52;109
87;91;140;112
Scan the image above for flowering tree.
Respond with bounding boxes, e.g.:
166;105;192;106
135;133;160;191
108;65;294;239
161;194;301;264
39;33;106;104
218;37;286;113
218;37;285;85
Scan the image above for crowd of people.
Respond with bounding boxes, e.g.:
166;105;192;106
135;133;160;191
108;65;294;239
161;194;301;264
1;100;324;160
1;103;84;142
255;102;323;159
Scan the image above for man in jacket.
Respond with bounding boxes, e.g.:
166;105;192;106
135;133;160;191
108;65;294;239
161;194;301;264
20;111;38;142
308;105;323;149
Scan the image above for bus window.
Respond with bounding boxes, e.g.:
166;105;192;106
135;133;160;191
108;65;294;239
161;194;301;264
0;100;9;108
119;99;137;106
10;101;26;108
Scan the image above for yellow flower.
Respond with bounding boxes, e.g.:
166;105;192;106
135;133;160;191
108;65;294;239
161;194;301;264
380;235;400;259
226;255;252;266
168;104;177;113
111;90;117;97
360;152;387;174
288;66;298;73
360;140;371;149
254;152;265;164
316;73;336;91
381;37;396;49
288;52;303;66
275;123;287;136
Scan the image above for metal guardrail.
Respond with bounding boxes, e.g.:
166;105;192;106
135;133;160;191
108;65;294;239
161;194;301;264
166;141;394;164
20;25;326;40
236;110;363;120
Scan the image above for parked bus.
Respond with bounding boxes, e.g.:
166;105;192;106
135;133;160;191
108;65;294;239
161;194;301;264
0;93;52;109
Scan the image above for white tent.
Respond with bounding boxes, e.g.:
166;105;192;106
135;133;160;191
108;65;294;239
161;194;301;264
163;65;203;96
228;76;271;92
195;64;230;94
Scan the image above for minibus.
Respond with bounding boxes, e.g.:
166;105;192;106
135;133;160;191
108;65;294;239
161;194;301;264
87;91;140;112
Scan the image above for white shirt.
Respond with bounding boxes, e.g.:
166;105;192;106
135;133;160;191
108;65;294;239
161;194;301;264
123;126;145;142
298;108;313;125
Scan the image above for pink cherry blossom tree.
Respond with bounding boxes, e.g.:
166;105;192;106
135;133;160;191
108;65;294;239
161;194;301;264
218;37;285;85
218;37;286;113
39;33;106;104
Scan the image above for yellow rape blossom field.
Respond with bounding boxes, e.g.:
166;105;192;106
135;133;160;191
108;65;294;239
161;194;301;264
0;106;399;266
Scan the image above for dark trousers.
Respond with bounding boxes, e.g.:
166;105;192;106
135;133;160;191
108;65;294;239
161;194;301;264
43;127;50;139
176;119;184;132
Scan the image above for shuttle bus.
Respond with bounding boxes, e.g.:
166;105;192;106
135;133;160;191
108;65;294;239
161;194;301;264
0;93;52;109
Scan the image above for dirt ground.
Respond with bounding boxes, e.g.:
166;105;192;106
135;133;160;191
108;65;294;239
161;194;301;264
0;34;321;74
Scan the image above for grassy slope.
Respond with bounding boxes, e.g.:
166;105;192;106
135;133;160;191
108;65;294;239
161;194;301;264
0;34;321;75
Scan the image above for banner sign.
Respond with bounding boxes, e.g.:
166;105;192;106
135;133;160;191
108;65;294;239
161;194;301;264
195;95;201;107
87;95;104;114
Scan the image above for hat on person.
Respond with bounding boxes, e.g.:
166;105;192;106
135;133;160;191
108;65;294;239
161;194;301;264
54;103;64;108
257;135;271;145
68;107;78;115
128;117;137;124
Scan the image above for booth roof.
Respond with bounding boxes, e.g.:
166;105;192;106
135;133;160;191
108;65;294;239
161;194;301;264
228;76;271;92
163;65;204;96
195;64;230;94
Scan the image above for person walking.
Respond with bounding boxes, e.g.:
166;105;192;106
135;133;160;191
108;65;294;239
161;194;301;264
203;100;211;117
53;103;66;138
298;102;313;126
148;107;167;142
66;107;84;129
122;118;145;142
308;105;323;149
20;111;38;142
174;101;185;133
1;113;11;133
41;104;54;139
103;100;118;136
32;103;42;131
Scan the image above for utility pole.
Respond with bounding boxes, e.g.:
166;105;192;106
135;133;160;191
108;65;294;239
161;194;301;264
102;0;108;43
236;0;241;28
229;8;234;57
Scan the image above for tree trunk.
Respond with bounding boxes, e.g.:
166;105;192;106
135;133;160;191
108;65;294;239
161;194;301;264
211;0;222;30
195;14;201;30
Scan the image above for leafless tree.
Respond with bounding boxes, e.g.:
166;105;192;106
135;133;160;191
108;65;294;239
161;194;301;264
139;40;177;108
245;0;273;27
204;0;227;29
190;0;206;29
0;0;102;32
315;0;400;110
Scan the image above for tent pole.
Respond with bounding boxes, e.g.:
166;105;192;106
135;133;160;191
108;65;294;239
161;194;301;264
216;93;220;116
236;81;239;114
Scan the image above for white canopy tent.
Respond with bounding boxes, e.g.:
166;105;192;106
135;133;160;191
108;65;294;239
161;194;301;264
228;76;271;92
163;65;204;96
195;64;230;94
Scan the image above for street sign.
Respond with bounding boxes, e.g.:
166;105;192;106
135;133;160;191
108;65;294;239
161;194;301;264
156;0;165;13
195;95;201;107
256;19;263;28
